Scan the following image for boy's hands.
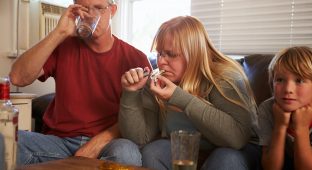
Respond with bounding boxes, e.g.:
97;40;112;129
273;102;312;133
291;104;312;131
272;102;292;128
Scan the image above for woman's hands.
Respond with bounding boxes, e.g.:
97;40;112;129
121;67;151;91
121;67;177;101
149;75;177;101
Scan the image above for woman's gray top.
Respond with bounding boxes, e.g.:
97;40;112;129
119;71;258;150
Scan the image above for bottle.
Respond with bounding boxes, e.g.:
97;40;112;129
0;76;18;170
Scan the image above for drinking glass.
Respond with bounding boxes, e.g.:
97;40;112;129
171;130;201;170
76;9;101;39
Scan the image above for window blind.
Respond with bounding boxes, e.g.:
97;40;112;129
191;0;312;55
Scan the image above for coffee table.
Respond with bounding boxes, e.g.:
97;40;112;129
16;156;150;170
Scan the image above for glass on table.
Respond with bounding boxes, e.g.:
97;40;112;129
171;130;201;170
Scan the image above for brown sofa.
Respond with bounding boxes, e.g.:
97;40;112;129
239;54;274;105
30;54;274;169
31;54;274;132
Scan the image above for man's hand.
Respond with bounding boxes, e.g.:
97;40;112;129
55;4;88;37
74;123;120;158
75;134;108;158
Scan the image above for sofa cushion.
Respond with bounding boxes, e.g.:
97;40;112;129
32;93;55;132
31;55;274;133
241;54;274;105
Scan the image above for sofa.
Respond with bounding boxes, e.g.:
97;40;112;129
30;54;274;169
31;54;274;132
238;54;274;105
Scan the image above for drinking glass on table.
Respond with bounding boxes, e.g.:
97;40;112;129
171;130;201;170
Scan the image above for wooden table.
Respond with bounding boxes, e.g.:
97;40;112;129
16;156;150;170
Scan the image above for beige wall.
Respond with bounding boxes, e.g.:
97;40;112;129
0;0;55;96
0;0;21;92
0;0;15;77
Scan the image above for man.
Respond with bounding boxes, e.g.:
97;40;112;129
9;0;151;166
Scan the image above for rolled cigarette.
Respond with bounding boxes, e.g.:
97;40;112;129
143;70;150;77
144;68;165;79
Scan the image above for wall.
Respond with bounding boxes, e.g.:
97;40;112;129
0;0;16;77
19;0;55;96
0;0;55;96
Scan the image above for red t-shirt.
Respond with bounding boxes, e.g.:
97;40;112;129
39;36;151;137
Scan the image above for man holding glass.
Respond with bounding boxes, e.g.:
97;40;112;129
10;0;151;166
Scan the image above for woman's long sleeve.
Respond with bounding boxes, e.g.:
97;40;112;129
168;79;256;149
119;87;160;145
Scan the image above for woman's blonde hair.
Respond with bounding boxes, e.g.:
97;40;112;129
268;46;312;88
151;16;256;116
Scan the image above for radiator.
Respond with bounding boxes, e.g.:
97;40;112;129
40;3;65;39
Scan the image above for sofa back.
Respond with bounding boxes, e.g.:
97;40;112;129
31;54;275;133
239;54;274;105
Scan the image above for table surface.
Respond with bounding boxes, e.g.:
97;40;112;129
16;156;150;170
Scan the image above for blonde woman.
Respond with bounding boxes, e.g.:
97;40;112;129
119;16;260;170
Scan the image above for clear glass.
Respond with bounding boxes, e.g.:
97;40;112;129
171;130;201;170
76;9;101;39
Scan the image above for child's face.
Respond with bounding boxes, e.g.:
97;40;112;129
273;68;312;112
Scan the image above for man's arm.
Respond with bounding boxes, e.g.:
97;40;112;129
74;123;120;158
9;4;84;87
10;30;66;86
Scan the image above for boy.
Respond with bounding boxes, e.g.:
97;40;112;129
258;46;312;170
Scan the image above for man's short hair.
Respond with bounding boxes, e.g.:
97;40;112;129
108;0;116;4
73;0;116;4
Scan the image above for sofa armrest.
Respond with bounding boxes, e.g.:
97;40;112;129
32;93;55;132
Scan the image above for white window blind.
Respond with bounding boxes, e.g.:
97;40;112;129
191;0;312;55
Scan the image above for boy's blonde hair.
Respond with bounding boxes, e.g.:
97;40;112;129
268;46;312;88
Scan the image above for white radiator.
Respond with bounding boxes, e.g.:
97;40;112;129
40;3;65;39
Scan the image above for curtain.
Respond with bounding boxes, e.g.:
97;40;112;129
191;0;312;55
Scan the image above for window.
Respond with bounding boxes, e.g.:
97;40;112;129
41;0;72;7
192;0;312;55
116;0;190;54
